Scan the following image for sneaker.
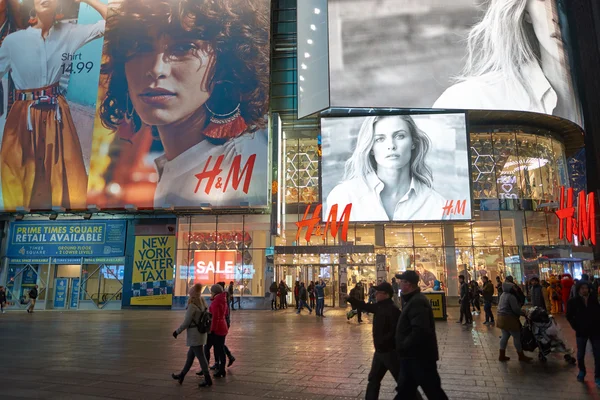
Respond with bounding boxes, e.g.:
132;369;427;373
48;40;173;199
577;371;585;382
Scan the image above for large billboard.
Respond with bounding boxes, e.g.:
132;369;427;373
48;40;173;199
0;0;107;210
87;0;271;209
298;0;583;127
321;112;471;221
0;0;271;212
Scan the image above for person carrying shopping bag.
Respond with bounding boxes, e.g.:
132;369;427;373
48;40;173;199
171;283;212;388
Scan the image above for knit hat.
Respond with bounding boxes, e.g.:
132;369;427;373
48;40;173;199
211;284;223;295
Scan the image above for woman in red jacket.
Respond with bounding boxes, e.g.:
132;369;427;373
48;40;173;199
208;284;229;378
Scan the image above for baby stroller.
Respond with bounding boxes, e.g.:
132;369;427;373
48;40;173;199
521;306;577;364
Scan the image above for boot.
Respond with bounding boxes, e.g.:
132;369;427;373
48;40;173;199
498;349;510;362
518;351;532;362
214;366;227;378
199;371;213;387
227;355;236;367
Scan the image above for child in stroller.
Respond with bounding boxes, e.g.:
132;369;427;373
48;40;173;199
522;306;577;364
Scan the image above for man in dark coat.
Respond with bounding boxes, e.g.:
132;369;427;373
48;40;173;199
458;275;472;325
567;281;600;386
394;271;447;400
530;277;546;311
481;276;495;324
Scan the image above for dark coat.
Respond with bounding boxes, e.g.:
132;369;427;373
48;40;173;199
530;284;546;310
29;288;38;299
0;291;6;303
347;297;400;353
395;289;439;361
482;281;494;302
567;290;600;338
299;286;308;301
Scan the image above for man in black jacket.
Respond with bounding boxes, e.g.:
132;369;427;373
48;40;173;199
566;281;600;386
394;271;447;400
458;275;472;325
346;282;421;400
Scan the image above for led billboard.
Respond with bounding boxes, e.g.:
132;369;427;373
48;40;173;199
321;112;471;221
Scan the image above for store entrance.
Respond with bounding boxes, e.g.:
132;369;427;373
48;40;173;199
4;264;48;311
276;264;338;308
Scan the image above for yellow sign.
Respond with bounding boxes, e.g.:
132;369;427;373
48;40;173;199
424;293;445;320
131;236;175;306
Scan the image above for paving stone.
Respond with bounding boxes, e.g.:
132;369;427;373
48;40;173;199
0;307;597;399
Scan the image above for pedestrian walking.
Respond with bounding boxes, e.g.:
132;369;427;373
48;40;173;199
206;284;229;378
0;286;6;313
457;275;472;325
394;271;447;400
206;282;235;372
308;281;316;310
26;285;38;313
171;283;212;388
269;280;278;310
497;279;532;362
315;279;326;317
296;282;312;314
348;283;364;323
566;280;600;387
228;281;236;310
481;276;495;325
345;281;423;400
570;274;593;300
530;277;546;311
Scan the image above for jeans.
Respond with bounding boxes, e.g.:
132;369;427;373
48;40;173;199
483;300;494;322
394;358;446;400
316;298;325;316
297;299;312;313
576;336;600;378
500;329;522;352
230;296;237;310
459;299;472;323
180;345;209;378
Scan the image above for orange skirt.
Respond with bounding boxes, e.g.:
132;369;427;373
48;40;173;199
0;94;87;210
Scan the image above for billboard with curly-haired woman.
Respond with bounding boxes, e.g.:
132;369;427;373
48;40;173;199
87;0;271;209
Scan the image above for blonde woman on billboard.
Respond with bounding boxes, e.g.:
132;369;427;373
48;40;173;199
433;0;580;125
325;115;445;222
0;0;107;210
98;0;269;208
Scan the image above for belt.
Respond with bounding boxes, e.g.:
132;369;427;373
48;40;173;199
16;83;62;131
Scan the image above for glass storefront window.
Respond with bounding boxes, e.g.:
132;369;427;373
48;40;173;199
524;211;550;246
454;223;473;246
285;138;319;204
384;225;413;247
413;224;443;247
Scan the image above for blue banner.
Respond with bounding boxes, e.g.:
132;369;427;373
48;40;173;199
7;220;127;259
70;278;80;309
54;278;68;308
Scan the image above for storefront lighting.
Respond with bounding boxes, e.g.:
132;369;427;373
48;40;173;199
314;7;320;14
299;75;305;81
307;39;313;44
310;24;316;30
304;52;310;58
301;63;307;69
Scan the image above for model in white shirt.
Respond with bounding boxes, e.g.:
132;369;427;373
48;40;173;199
434;0;581;127
97;0;270;209
0;0;106;211
325;115;446;222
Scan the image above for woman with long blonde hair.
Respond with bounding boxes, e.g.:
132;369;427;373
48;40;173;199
171;283;212;388
325;115;445;221
434;0;580;125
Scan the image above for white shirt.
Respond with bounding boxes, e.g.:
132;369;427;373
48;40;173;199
0;21;105;90
154;130;269;208
325;174;447;222
433;63;582;127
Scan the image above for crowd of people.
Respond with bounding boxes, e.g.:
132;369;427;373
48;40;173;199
268;279;327;316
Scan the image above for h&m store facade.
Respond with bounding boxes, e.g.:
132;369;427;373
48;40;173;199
0;0;598;310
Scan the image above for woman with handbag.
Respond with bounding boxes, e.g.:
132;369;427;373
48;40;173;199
497;279;532;362
171;283;212;388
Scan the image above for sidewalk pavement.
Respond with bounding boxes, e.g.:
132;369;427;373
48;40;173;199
0;306;598;400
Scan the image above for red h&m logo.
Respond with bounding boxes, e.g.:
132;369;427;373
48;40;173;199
555;187;596;245
194;154;256;195
295;203;352;242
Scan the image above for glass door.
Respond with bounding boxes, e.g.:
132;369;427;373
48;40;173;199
80;264;124;310
4;264;47;310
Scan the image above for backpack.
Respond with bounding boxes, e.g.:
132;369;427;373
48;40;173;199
191;310;212;334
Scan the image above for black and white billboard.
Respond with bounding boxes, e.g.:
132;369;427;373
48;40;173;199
321;113;471;222
298;0;582;127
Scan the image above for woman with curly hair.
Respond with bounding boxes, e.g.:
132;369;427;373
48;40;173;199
0;0;106;210
99;0;270;208
325;115;446;221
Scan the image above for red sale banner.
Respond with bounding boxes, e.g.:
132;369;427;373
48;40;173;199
193;250;237;286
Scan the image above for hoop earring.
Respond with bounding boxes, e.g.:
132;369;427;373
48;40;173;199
204;80;247;140
28;8;38;25
124;92;135;124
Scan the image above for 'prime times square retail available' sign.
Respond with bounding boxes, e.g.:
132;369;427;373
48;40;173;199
7;220;127;261
130;236;175;306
